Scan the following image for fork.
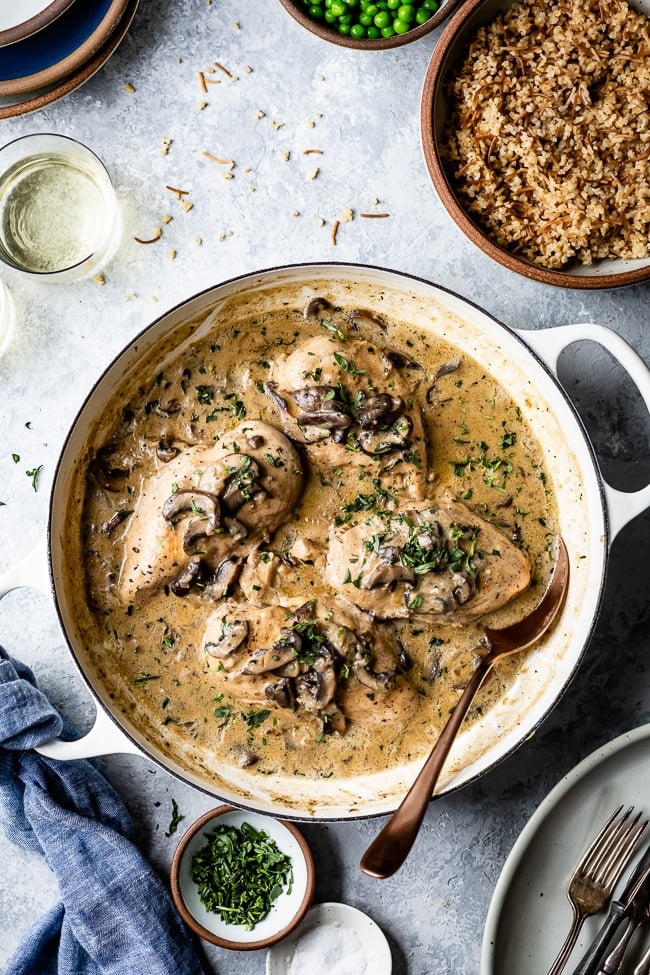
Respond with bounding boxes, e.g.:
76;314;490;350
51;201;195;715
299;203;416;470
545;806;648;975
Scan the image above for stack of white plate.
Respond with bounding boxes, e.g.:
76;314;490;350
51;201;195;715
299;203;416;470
0;0;139;120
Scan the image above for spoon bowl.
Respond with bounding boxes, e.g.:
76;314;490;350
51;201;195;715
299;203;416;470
360;535;570;879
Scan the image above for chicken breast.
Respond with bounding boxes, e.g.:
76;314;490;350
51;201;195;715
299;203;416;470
325;489;531;623
201;596;418;734
118;421;303;601
266;334;428;499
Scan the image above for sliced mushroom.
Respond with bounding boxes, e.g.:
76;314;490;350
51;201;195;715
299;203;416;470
156;441;180;462
452;572;476;606
292;387;352;436
346;308;389;333
304;296;332;318
221;456;264;513
162;489;220;527
265;678;296;710
246;434;265;450
170;557;204;596
240;642;298;675
353;661;397;692
385;347;425;371
91;451;130;492
264;382;288;411
237;748;259;768
363;547;416;590
100;509;133;536
354;394;405;430
294;670;322;711
205;618;249;658
358;415;413;455
210;557;242;594
313;663;337;706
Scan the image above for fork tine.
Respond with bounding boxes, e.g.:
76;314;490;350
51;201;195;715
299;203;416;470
581;807;640;879
585;807;647;883
598;815;648;887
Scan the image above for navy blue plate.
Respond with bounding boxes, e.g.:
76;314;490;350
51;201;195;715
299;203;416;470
0;0;113;82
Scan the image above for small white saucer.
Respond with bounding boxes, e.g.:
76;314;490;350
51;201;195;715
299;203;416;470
266;902;392;974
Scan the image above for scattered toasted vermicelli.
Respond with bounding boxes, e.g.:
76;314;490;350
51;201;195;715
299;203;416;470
440;0;650;269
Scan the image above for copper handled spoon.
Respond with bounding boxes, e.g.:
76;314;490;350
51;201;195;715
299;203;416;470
360;535;570;879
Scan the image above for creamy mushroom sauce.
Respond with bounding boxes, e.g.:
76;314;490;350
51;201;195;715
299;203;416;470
71;300;558;784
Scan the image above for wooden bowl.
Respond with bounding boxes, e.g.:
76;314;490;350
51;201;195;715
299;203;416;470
277;0;464;49
170;806;315;950
420;0;650;289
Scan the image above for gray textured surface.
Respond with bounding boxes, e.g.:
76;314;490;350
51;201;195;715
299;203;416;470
0;1;649;972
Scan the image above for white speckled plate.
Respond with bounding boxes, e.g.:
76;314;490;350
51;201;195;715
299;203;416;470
266;902;392;974
481;723;650;975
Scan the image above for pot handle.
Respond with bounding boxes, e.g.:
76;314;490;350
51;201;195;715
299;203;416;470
35;703;142;760
521;323;650;541
0;539;141;760
0;536;49;599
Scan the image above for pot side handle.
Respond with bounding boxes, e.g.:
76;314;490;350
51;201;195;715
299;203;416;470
0;539;141;760
35;703;142;760
521;323;650;542
0;536;49;600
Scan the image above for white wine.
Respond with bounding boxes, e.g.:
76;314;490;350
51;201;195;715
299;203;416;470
0;150;115;274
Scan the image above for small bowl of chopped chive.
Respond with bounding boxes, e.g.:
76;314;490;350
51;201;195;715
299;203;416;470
278;0;462;49
170;806;316;950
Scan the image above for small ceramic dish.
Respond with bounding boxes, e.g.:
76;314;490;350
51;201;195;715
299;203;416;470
266;902;392;974
420;0;650;289
0;0;138;121
277;0;464;50
170;806;315;951
0;0;75;48
0;0;129;97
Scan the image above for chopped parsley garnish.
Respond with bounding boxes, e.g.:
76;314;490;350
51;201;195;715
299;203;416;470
164;798;184;837
241;709;271;729
191;821;293;930
132;672;161;684
196;385;214;404
333;351;366;376
26;465;43;491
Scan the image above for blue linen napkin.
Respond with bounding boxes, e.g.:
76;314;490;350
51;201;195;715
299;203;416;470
0;646;206;975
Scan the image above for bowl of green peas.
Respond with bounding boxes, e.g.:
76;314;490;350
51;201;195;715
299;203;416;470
278;0;463;48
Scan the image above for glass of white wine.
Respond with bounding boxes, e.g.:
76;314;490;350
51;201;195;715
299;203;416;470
0;133;119;282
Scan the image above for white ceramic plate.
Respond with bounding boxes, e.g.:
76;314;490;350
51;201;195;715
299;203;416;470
481;723;650;975
266;902;392;974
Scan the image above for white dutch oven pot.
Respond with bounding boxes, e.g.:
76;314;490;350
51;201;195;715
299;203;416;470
1;264;649;820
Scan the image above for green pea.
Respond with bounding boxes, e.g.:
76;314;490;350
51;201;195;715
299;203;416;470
330;0;347;15
397;3;415;19
339;11;353;22
415;7;431;22
367;24;381;36
324;7;337;19
386;0;400;8
350;21;366;35
365;2;378;13
359;11;373;23
374;9;390;25
381;23;395;35
338;20;351;32
423;0;438;9
393;16;410;31
309;3;324;15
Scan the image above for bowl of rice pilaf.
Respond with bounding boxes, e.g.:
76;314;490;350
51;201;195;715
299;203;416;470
420;0;650;288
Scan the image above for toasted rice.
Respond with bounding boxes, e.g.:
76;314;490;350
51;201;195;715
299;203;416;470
441;0;650;269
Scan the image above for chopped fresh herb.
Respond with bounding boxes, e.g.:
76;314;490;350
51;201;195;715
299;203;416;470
320;318;346;341
11;453;19;463
333;351;366;376
264;453;280;467
164;798;184;837
241;708;271;729
26;465;43;491
214;704;234;727
500;431;517;450
132;672;161;684
196;385;214;404
191;820;293;930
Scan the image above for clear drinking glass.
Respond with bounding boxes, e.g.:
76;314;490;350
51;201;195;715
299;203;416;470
0;133;119;282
